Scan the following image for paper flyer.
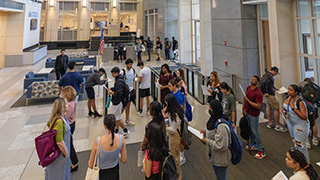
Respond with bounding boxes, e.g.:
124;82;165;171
239;84;246;96
201;85;211;96
271;171;288;180
277;87;288;94
188;126;204;139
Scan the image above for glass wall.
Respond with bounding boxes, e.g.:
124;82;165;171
145;9;158;41
58;2;79;41
90;2;110;37
192;0;200;66
296;0;320;83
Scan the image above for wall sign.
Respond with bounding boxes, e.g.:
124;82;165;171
29;11;38;18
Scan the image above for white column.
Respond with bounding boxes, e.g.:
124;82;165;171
178;0;192;64
200;0;213;76
108;0;120;37
78;2;90;41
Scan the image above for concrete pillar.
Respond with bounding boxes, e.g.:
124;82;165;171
137;0;144;37
45;3;59;41
178;0;192;64
78;2;90;41
108;0;120;37
200;0;213;76
0;12;8;68
268;0;299;87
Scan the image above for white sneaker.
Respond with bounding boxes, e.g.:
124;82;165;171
124;130;130;138
147;111;150;116
180;156;186;166
306;141;311;149
312;138;319;146
137;112;144;117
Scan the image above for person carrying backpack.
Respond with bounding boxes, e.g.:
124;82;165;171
200;99;232;180
108;67;130;138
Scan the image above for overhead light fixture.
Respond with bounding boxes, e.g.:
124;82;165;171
113;0;117;8
49;0;54;6
83;0;87;7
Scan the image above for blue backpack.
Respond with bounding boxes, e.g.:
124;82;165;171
215;118;242;165
183;96;192;122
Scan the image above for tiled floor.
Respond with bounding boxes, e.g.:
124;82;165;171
0;50;265;180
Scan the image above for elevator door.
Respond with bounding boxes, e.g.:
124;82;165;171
262;21;271;71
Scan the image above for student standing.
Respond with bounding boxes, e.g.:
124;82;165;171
163;94;183;180
61;86;79;172
200;100;230;180
55;49;69;80
117;43;124;63
141;101;166;151
242;76;266;159
135;39;143;61
220;82;236;129
85;68;108;118
158;64;174;105
172;37;178;60
286;147;319;180
145;37;153;62
176;69;187;96
120;59;136;126
155;37;162;61
58;62;83;103
45;98;71;180
143;123;169;180
108;67;130;138
282;84;310;161
208;71;222;103
164;38;171;61
260;66;287;132
88;114;127;180
137;61;151;116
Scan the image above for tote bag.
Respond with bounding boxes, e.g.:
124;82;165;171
85;149;99;180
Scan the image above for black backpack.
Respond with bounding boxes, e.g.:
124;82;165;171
239;115;250;141
178;116;192;146
119;79;130;108
296;98;318;127
161;154;178;180
301;82;320;104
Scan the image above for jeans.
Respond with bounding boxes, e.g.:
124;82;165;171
70;122;79;165
147;48;151;60
137;51;142;61
165;48;170;60
213;165;228;180
247;114;264;151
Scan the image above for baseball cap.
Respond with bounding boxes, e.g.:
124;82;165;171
270;66;280;75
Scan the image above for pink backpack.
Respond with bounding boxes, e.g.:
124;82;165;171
35;118;61;167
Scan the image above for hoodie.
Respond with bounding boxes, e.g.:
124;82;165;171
111;74;125;106
205;100;231;167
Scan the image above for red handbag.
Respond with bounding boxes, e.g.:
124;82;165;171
35;118;61;167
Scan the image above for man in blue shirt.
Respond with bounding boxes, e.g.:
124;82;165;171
58;61;84;103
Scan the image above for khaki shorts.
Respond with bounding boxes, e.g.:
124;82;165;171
265;95;280;110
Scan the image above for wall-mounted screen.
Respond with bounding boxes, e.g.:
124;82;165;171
30;19;38;30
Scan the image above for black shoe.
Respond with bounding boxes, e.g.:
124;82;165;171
156;58;160;61
71;165;78;172
147;59;151;61
94;111;102;118
88;111;94;118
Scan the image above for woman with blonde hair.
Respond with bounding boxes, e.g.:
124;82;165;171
61;86;79;172
208;71;222;103
45;98;71;180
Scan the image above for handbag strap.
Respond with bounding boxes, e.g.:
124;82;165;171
49;117;61;131
94;137;100;168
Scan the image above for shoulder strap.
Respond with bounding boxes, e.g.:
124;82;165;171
296;98;302;111
122;69;126;77
119;135;123;150
50;117;61;131
133;68;136;75
161;155;170;180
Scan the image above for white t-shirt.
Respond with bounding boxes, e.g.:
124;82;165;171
120;68;135;91
289;171;310;180
139;67;151;89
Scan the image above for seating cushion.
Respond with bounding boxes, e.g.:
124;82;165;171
47;58;52;62
26;72;35;79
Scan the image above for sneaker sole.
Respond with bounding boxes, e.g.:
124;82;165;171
255;155;266;160
180;160;186;166
274;128;287;132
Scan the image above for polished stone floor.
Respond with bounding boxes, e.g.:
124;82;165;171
0;50;284;180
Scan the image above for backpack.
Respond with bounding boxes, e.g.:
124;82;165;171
239;115;250;141
215;118;242;165
147;40;153;48
301;82;320;104
122;68;136;81
119;79;130;108
296;98;318;127
183;96;193;122
161;154;179;180
160;42;163;50
35;118;61;167
178;116;192;146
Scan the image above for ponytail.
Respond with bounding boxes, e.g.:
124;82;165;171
104;114;116;146
220;82;235;96
305;163;319;180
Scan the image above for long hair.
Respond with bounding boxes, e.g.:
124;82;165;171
164;94;184;122
169;79;178;88
48;98;66;125
149;101;166;133
220;82;235;95
161;63;171;75
210;71;220;88
104;114;116;146
288;148;319;180
61;86;77;102
178;68;185;82
147;123;168;162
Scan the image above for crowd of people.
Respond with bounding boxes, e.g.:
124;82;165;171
44;54;320;180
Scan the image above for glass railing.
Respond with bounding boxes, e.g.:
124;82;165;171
0;0;24;11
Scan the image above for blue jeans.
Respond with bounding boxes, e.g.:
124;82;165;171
247;114;264;152
213;166;228;180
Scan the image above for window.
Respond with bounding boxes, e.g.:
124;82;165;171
91;2;109;11
58;2;79;41
120;3;137;11
192;0;200;66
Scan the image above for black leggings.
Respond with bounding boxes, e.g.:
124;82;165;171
99;164;119;180
70;122;79;165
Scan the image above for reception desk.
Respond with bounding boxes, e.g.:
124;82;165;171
24;45;48;65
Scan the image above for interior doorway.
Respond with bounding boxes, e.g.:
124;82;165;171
262;21;271;72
